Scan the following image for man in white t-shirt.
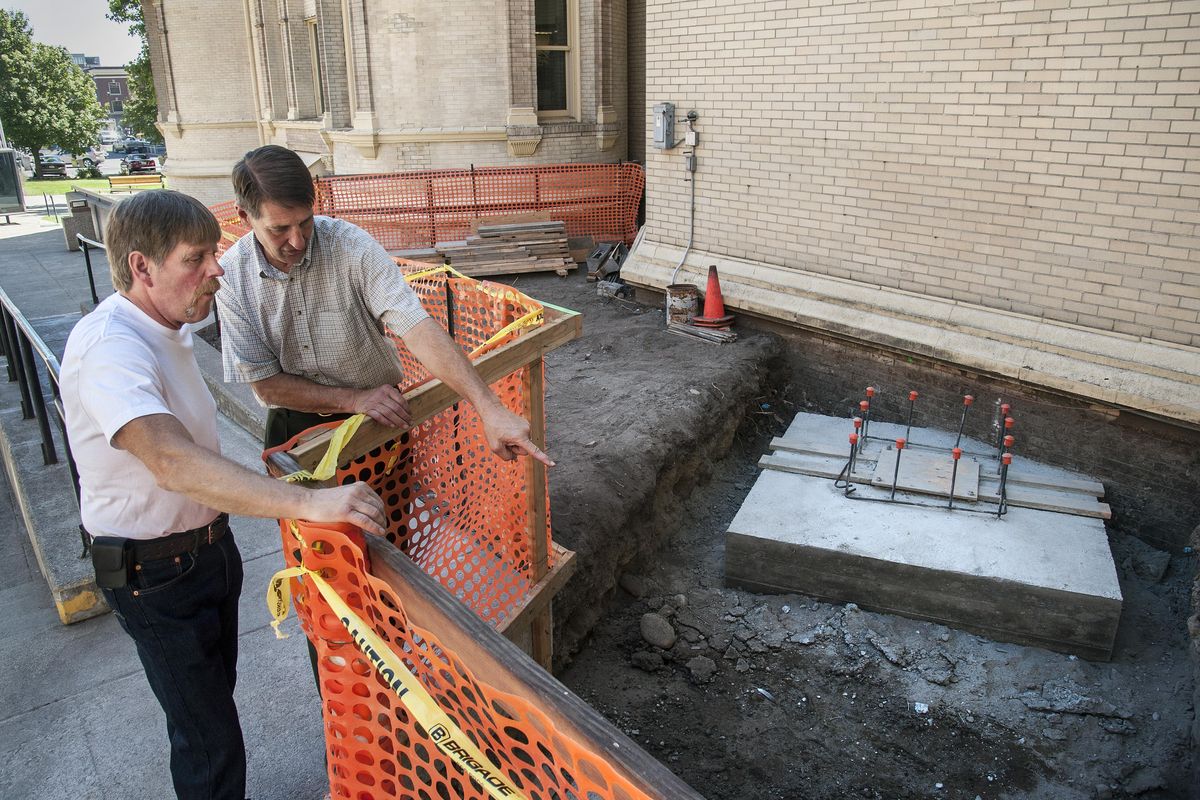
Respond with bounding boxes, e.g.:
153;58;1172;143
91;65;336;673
61;190;388;800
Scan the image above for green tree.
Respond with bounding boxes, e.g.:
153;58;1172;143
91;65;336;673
0;10;107;174
108;0;162;144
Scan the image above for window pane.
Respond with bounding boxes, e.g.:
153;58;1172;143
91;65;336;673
535;0;568;46
536;50;567;111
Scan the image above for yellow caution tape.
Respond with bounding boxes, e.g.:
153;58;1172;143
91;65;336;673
267;528;526;800
280;414;366;483
403;264;544;356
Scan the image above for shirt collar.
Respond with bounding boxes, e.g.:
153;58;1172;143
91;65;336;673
253;220;318;280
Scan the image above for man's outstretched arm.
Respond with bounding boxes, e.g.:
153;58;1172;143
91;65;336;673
400;318;554;466
114;413;389;535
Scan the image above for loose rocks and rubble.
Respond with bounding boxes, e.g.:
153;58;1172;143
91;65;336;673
560;428;1196;800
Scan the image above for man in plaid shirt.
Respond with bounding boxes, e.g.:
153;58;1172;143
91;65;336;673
215;145;555;465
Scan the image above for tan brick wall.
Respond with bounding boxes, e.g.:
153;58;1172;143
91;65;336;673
643;0;1200;347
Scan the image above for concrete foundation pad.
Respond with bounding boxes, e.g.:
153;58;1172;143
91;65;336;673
726;414;1123;660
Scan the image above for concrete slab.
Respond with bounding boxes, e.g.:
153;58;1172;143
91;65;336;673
725;412;1123;660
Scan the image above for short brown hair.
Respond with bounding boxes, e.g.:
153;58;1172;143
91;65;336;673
232;145;315;218
104;190;220;292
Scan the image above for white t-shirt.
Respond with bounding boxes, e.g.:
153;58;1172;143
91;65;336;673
62;294;220;540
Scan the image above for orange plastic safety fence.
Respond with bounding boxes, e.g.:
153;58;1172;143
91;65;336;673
211;163;644;255
387;264;544;391
281;524;651;800
331;361;544;627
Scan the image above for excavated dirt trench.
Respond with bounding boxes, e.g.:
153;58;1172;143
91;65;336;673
506;274;1198;800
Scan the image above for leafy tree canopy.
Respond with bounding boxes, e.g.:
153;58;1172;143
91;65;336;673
0;10;107;167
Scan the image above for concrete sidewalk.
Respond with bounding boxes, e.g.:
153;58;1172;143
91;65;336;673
0;210;329;797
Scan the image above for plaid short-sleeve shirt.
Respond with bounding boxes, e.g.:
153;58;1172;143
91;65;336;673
215;216;428;393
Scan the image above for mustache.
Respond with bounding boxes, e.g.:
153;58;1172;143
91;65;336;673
196;278;221;295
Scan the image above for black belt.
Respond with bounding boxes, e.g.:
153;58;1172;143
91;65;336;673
127;513;230;562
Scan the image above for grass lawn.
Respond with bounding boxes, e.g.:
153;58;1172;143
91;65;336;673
23;177;111;196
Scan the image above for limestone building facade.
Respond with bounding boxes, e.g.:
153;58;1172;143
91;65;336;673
143;0;630;204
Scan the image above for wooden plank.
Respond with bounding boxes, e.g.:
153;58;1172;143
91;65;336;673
978;479;1113;519
769;436;1106;497
758;453;1111;518
289;306;583;472
495;543;577;641
871;448;981;501
523;359;552;668
759;452;871;483
454;262;575;278
468;212;555;232
366;536;705;798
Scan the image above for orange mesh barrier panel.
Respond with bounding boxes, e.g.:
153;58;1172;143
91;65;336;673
211;163;644;255
272;270;550;624
329;362;543;627
266;271;662;798
281;525;653;800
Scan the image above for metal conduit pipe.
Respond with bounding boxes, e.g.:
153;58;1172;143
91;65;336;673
666;111;700;321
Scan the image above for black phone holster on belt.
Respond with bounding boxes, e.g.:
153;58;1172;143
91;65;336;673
90;536;133;589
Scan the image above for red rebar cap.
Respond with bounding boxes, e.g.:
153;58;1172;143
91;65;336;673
866;386;876;397
1004;435;1014;447
909;390;918;401
850;433;859;445
895;438;906;449
860;400;870;411
853;416;863;429
963;395;974;405
952;447;962;460
1001;403;1011;415
1002;453;1013;465
1005;416;1014;429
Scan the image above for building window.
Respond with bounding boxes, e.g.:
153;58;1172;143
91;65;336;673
535;0;577;119
110;100;123;113
307;18;325;116
108;81;121;96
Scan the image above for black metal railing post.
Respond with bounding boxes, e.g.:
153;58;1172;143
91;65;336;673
17;334;57;464
0;304;17;383
2;306;35;418
77;234;102;306
0;287;74;481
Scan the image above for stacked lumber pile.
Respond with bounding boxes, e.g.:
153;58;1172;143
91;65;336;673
435;221;575;277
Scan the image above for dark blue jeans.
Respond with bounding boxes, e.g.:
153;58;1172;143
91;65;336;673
102;531;246;800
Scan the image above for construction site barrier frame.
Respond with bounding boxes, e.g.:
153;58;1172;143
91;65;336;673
269;300;583;666
211;162;644;254
263;293;704;798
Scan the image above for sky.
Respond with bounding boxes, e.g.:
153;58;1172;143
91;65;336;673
4;0;141;67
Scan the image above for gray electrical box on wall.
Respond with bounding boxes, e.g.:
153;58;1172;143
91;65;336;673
652;103;675;149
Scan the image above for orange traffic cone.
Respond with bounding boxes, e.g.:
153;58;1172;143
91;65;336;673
692;265;734;328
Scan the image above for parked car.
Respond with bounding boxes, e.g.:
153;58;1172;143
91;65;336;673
99;130;119;145
114;139;153;155
72;146;105;168
35;155;68;178
120;154;158;174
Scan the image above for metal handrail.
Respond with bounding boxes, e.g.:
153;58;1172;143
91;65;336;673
77;234;103;306
0;285;81;514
